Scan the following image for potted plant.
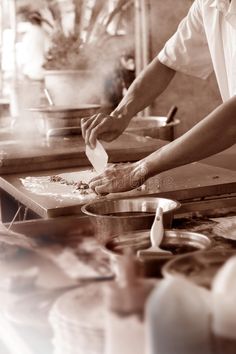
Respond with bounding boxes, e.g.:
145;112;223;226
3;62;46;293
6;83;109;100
43;0;134;108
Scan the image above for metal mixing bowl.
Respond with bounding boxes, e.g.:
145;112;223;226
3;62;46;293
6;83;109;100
126;116;180;141
81;197;180;243
29;104;100;135
103;229;211;278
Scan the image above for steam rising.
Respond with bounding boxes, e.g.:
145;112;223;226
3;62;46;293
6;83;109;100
9;0;134;140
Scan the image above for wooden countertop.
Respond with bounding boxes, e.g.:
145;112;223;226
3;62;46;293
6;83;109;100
0;131;167;174
202;144;236;171
1;162;236;218
0;128;235;218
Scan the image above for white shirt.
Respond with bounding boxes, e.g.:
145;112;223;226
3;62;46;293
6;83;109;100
158;0;236;101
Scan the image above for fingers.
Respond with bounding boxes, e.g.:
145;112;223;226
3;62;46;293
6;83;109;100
81;113;109;148
88;114;107;147
90;178;115;195
81;114;102;145
90;172;127;194
95;183;112;195
89;174;106;186
89;118;107;148
81;116;95;140
89;163;137;195
81;113;118;148
89;176;110;195
89;167;116;194
89;172;108;188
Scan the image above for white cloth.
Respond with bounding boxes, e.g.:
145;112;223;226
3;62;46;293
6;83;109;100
145;277;212;354
212;256;236;339
158;0;236;101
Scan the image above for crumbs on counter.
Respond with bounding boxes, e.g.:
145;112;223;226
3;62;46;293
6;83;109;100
50;175;90;195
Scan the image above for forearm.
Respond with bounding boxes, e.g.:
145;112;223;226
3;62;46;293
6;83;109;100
142;96;236;177
111;58;176;120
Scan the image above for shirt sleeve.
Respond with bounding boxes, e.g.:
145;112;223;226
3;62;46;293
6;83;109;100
158;0;213;79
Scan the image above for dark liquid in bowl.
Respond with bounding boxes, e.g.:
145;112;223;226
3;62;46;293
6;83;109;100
162;244;199;255
104;212;154;217
112;242;199;256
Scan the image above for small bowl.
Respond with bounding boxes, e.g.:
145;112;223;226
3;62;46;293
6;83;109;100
126;116;180;141
103;229;211;278
81;197;181;243
162;249;236;288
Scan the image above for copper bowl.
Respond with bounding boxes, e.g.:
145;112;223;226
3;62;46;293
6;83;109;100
103;229;211;278
81;197;181;243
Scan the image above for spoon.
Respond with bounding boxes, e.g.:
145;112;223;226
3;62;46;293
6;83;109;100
166;105;178;124
44;88;54;106
137;207;172;258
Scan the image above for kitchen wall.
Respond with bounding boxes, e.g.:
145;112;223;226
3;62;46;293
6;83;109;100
149;0;222;138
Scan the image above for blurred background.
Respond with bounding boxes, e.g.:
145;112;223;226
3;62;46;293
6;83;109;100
0;3;235;354
0;0;222;137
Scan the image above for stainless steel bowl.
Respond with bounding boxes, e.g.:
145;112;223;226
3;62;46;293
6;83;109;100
162;249;236;288
103;229;211;278
126;116;180;141
81;197;180;243
29;104;100;135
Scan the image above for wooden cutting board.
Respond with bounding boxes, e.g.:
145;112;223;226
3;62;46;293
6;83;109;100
0;132;167;174
1;162;236;218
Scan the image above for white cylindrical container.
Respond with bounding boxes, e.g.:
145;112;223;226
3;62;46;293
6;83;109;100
212;256;236;354
104;253;154;354
145;276;212;354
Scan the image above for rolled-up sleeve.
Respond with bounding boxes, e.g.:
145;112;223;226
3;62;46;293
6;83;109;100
158;0;213;79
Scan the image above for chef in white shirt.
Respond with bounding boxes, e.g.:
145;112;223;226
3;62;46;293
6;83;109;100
82;0;236;195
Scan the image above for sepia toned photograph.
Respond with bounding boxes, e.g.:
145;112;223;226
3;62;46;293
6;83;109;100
0;0;236;353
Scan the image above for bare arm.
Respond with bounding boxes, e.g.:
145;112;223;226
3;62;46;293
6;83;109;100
81;59;176;148
142;96;236;178
112;58;176;119
89;97;236;194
